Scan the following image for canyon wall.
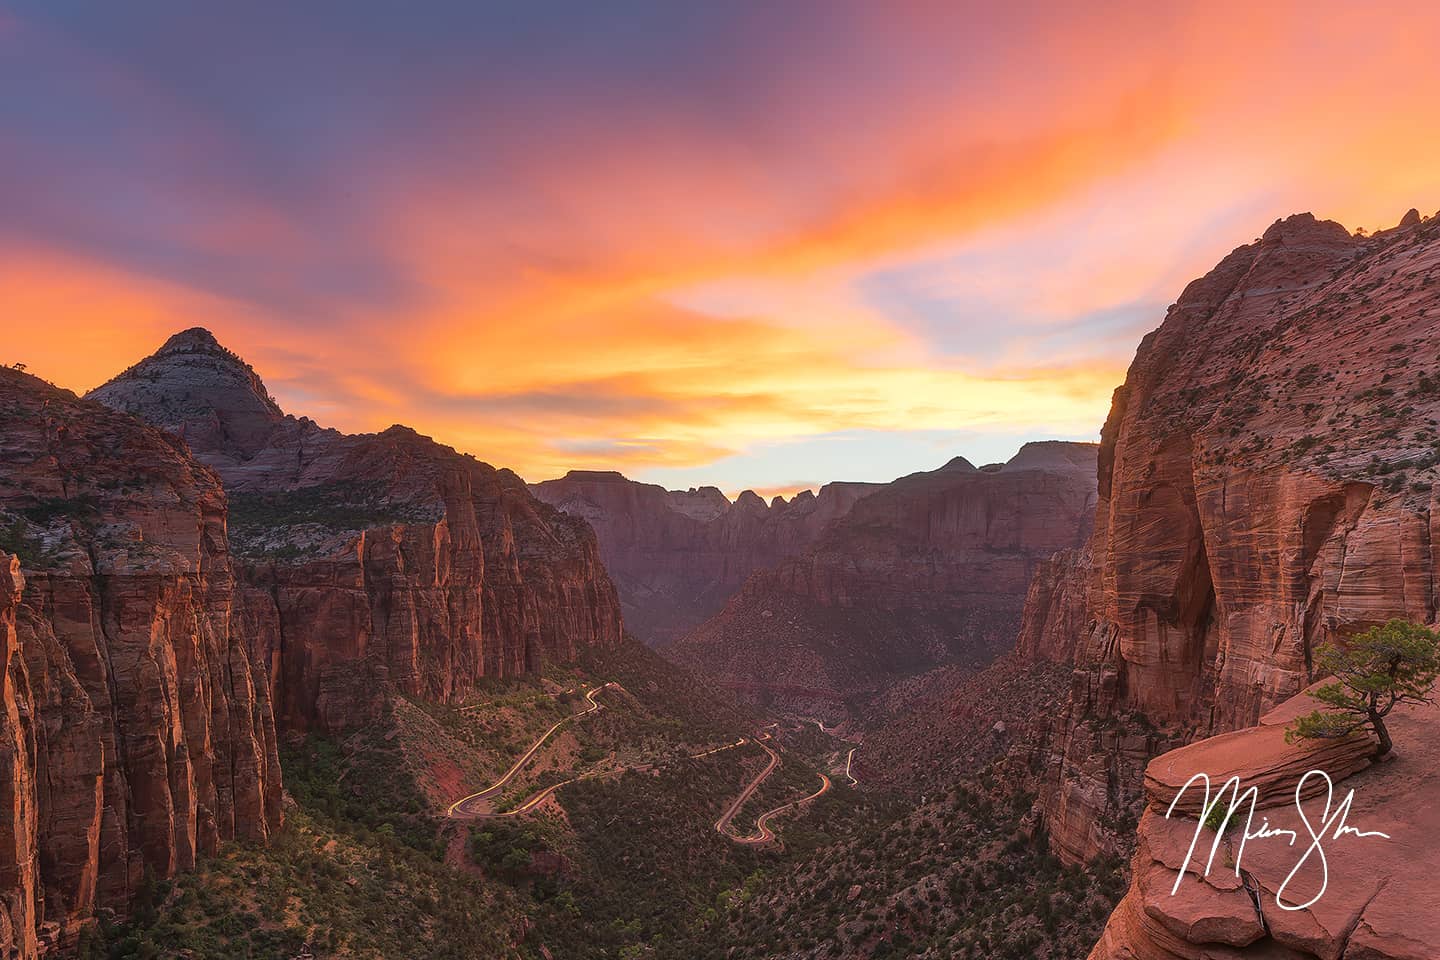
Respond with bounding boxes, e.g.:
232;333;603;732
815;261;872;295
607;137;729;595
530;470;881;645
0;369;282;956
91;329;623;732
668;442;1099;699
1026;210;1440;865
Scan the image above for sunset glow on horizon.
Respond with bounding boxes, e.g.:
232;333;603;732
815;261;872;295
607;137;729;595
3;1;1439;495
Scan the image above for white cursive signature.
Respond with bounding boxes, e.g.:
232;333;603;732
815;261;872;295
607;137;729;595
1165;769;1391;911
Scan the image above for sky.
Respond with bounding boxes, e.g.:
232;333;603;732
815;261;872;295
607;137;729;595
3;2;1439;498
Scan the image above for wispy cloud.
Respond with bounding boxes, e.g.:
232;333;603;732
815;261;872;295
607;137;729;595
2;1;1438;489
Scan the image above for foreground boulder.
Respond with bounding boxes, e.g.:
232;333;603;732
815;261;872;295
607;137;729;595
1091;688;1439;960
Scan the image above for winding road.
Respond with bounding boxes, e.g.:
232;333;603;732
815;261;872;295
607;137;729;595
446;690;839;844
714;725;834;844
713;738;780;840
471;736;753;820
749;773;831;843
446;683;613;818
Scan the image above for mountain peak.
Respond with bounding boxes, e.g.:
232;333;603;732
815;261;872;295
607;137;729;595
159;326;225;354
87;327;284;461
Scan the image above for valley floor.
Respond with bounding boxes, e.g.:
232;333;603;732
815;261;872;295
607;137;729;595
81;642;1125;960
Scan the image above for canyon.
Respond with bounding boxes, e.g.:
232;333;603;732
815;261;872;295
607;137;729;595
0;369;283;956
667;441;1099;703
0;329;626;955
0;207;1437;958
530;470;880;646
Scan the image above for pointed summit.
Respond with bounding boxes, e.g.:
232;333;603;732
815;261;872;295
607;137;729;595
88;327;284;459
159;326;225;353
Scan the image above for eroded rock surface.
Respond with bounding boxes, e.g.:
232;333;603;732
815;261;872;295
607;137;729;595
91;330;623;731
1091;689;1438;960
0;369;282;955
530;470;881;646
1028;210;1440;864
667;442;1098;697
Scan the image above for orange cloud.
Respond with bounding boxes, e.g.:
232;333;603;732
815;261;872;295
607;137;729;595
4;1;1440;490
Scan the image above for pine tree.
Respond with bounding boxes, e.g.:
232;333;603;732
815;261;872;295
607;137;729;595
1287;619;1440;758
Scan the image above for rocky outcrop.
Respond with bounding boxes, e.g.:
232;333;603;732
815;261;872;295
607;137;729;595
91;330;623;731
1090;688;1436;960
668;442;1099;698
1016;547;1092;664
1029;210;1440;865
530;470;881;646
0;368;282;955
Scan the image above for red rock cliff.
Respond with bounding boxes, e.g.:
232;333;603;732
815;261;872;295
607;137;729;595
90;329;622;731
530;470;881;645
668;442;1099;697
1028;210;1440;865
0;369;282;956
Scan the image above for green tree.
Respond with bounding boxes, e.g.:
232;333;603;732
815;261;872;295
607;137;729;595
1287;620;1440;758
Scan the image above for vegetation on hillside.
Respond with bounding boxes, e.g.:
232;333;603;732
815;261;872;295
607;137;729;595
79;637;1126;959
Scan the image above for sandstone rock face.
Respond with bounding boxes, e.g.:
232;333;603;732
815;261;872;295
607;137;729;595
1016;547;1092;664
0;369;282;955
91;330;623;731
668;442;1098;697
1090;689;1440;960
0;553;37;960
1028;211;1440;865
530;470;881;646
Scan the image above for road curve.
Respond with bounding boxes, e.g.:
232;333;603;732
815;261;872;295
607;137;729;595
446;683;612;818
844;747;859;786
725;769;833;844
713;738;780;840
457;735;751;821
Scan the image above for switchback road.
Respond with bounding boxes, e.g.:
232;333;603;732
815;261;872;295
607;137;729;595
446;684;613;818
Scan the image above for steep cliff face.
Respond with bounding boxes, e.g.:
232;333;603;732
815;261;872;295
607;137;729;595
530;470;881;646
668;441;1099;698
0;369;282;956
1030;210;1440;864
0;552;36;959
90;330;623;732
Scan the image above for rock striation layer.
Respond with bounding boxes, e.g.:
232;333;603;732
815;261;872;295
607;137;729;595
668;442;1099;698
90;329;623;731
0;369;282;956
530;471;881;646
1025;210;1440;865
